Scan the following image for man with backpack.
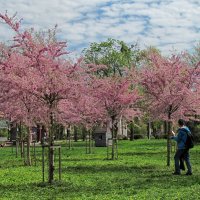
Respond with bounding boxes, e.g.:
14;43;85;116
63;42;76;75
171;119;193;175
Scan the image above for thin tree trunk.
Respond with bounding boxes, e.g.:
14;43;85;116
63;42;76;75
147;120;151;140
111;117;118;160
67;126;71;150
59;125;64;140
89;129;91;154
18;122;24;158
21;140;24;158
74;126;78;142
26;126;32;166
167;113;172;167
111;132;115;160
82;127;87;141
85;129;92;154
151;122;156;136
48;112;54;184
39;125;42;143
48;145;54;184
164;121;168;137
129;122;134;141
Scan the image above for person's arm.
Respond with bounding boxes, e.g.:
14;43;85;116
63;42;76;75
170;130;178;140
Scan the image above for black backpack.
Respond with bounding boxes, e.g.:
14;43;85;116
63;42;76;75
182;129;194;149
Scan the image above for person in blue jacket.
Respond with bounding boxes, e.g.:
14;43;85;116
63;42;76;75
171;119;192;175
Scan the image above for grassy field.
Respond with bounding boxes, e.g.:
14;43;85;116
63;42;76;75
0;139;200;200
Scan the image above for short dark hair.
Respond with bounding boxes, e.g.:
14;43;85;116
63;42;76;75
178;119;185;126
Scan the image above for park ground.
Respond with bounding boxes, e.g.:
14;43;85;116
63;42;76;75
0;139;200;200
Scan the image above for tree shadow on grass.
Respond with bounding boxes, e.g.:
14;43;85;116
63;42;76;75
61;157;106;162
134;172;200;190
60;164;200;189
61;151;164;162
61;164;159;174
120;151;165;156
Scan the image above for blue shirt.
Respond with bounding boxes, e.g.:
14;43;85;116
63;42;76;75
171;126;191;149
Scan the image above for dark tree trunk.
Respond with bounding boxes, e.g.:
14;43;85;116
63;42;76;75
129;122;134;141
88;129;92;154
74;126;78;142
36;124;41;142
164;121;168;136
48;145;54;184
111;117;118;160
26;126;31;166
151;122;156;136
67;126;72;150
48;112;55;184
167;110;172;167
18;122;24;158
82;127;87;141
59;125;64;140
10;122;17;142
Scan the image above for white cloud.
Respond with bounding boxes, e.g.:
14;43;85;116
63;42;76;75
0;0;200;56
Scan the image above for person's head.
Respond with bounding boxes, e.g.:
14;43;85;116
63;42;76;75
178;119;185;127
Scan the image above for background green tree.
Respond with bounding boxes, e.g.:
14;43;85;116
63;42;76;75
83;38;141;77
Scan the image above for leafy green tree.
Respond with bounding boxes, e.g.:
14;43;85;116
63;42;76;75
186;43;200;66
83;38;141;76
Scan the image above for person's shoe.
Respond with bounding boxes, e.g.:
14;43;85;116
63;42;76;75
185;172;192;176
172;172;181;175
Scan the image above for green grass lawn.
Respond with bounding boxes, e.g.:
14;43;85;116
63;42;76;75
0;139;200;200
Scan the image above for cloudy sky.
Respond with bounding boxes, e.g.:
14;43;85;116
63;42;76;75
0;0;200;56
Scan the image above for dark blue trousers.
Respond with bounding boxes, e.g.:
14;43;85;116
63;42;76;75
174;149;192;174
